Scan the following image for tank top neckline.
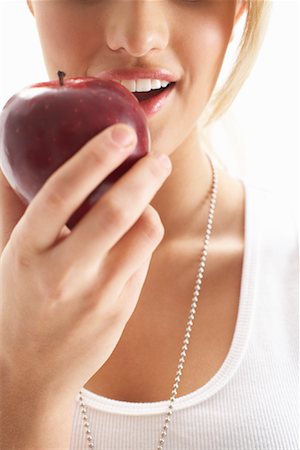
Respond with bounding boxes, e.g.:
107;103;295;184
77;180;259;415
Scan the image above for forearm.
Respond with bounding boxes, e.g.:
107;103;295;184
1;367;75;450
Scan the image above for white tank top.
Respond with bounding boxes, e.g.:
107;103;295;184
70;181;299;450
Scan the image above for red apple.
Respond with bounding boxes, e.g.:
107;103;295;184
0;71;150;229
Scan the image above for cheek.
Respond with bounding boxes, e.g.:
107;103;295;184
160;11;233;153
189;17;232;89
176;12;233;120
33;5;106;78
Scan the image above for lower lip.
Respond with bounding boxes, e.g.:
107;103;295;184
138;83;176;117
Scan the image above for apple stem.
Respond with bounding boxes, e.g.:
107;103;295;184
57;70;66;86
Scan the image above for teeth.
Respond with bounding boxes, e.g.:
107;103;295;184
136;79;152;92
151;79;162;90
118;79;171;93
118;79;136;92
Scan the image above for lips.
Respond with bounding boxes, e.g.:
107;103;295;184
136;82;176;117
94;70;178;117
132;84;173;102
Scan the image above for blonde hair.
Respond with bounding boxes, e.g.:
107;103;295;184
199;0;273;165
204;0;273;126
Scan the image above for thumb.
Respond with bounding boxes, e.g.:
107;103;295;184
0;169;27;253
0;169;73;254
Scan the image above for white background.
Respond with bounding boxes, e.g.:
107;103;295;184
0;0;299;214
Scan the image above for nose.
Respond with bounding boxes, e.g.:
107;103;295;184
105;1;169;58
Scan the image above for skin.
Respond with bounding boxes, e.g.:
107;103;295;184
0;4;250;448
26;0;247;242
23;0;248;401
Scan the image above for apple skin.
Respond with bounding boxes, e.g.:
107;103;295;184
0;74;150;229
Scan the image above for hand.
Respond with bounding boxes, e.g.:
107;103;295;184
0;166;69;253
0;124;172;404
0;168;27;253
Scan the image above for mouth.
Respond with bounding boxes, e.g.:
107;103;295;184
132;82;175;102
94;69;178;117
132;82;176;117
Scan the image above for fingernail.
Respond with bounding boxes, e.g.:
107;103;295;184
111;125;136;147
154;153;172;171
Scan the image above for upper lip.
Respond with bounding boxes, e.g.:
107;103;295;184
95;68;178;83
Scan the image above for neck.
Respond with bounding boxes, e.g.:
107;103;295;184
150;126;213;242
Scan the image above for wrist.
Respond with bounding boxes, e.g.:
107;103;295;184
1;390;75;450
1;366;76;450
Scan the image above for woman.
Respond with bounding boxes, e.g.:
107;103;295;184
1;1;298;449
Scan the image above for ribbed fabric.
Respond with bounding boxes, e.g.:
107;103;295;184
70;181;299;450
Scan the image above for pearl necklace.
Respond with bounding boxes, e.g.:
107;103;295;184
78;153;218;449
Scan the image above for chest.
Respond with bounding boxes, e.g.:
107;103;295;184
84;240;244;402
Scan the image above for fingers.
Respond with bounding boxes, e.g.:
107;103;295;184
113;255;152;322
45;204;163;314
58;149;171;268
0;169;27;253
17;124;137;252
96;205;164;296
